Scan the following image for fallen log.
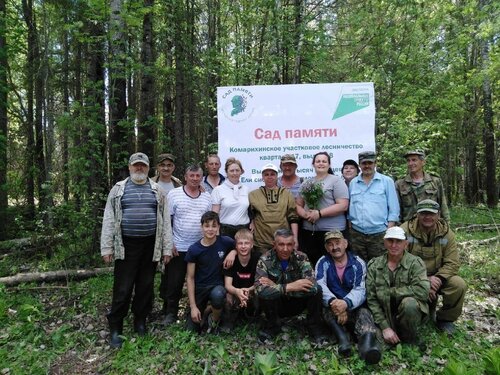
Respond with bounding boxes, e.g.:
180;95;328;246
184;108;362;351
454;224;499;232
0;234;64;254
458;235;499;248
0;267;113;287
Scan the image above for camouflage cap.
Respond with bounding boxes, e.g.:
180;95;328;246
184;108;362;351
404;150;426;158
358;151;376;163
157;153;175;164
280;154;297;165
417;199;440;213
129;152;150;166
324;230;345;243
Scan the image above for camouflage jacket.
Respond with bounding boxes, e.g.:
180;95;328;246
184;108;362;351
395;172;450;223
401;218;459;280
255;249;318;299
366;252;430;330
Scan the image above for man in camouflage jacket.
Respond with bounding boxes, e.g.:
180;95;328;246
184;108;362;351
254;228;325;343
395;150;450;223
401;199;466;335
366;227;430;346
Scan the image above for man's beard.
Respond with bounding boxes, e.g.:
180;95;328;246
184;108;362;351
130;172;148;183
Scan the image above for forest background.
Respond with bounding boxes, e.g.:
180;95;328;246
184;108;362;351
0;0;498;373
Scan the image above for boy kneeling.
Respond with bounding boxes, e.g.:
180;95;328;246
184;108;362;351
222;229;260;332
185;211;235;333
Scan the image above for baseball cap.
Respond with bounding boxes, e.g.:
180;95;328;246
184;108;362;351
129;152;150;166
324;231;345;243
358;151;376;163
384;226;406;240
280;154;297;165
157;153;175;164
261;163;279;174
417;199;440;214
404;150;425;158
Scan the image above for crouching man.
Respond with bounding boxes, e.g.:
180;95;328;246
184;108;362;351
401;199;466;335
316;231;381;364
367;227;430;348
255;229;326;343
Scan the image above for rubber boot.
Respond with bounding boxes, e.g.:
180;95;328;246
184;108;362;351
358;332;381;365
109;320;124;349
134;317;147;336
327;318;352;357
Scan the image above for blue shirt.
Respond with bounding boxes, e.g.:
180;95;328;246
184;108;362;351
315;251;367;310
348;172;400;234
185;236;235;288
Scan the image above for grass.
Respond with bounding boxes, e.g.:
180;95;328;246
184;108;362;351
0;207;499;374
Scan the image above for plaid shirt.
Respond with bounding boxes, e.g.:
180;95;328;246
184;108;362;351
255;249;318;299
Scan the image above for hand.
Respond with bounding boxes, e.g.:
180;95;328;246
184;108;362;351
429;276;442;292
293;238;299;251
331;299;348;315
249;221;255;233
172;246;179;257
337;311;348;325
382;327;400;345
163;255;172;265
288;279;314;293
236;289;249;306
223;250;237;269
258;277;276;287
307;210;320;223
190;306;202;323
428;289;438;302
102;254;113;263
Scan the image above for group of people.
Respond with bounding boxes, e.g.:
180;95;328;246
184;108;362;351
100;149;466;365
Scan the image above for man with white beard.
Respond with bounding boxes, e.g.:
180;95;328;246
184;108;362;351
101;152;173;348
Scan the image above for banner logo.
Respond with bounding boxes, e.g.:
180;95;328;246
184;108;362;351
221;87;255;122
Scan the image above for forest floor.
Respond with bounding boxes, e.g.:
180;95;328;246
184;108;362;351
0;206;499;374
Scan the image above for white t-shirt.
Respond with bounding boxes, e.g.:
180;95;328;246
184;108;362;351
168;187;212;252
211;181;250;226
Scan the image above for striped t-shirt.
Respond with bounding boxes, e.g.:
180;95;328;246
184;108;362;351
168;186;212;252
121;179;157;237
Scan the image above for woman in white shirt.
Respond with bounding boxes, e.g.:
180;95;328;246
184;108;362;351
211;158;251;238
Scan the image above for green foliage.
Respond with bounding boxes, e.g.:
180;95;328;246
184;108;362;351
255;351;279;375
483;347;500;375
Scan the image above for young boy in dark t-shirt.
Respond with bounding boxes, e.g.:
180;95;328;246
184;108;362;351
221;229;259;332
185;211;235;333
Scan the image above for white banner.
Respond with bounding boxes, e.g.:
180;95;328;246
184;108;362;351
217;83;375;190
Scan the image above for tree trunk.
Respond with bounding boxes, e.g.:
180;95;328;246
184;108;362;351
137;0;156;166
0;0;7;240
0;268;113;287
61;11;70;203
109;0;130;184
21;0;36;220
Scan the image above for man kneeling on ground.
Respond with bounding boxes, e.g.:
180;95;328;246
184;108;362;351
254;229;327;343
316;231;381;364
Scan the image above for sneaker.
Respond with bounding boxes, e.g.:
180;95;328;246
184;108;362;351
206;313;220;335
162;312;177;326
437;320;455;336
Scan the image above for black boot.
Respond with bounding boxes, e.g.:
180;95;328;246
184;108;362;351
358;332;381;365
327;318;352;357
258;299;281;342
109;321;124;349
134;317;147;336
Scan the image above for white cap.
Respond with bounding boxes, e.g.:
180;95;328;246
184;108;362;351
261;163;279;174
384;226;406;240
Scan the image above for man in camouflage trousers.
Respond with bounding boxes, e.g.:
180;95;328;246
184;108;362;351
367;227;430;347
316;231;381;364
395;150;450;223
254;229;326;343
401;199;466;335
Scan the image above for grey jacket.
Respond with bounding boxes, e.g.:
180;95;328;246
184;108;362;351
100;177;173;261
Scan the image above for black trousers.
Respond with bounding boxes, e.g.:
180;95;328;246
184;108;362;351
159;252;187;316
259;289;324;326
107;235;157;325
